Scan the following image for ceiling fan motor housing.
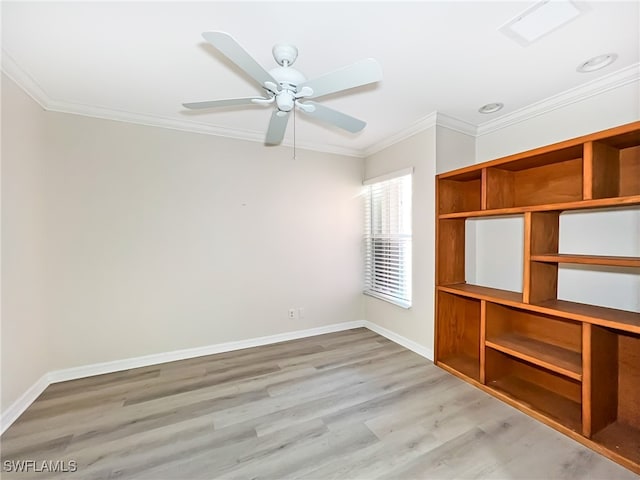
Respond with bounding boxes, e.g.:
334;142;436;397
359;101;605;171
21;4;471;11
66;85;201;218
272;43;298;66
268;63;307;112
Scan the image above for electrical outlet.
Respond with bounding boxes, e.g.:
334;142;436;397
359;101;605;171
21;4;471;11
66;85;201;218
298;307;305;319
288;308;296;319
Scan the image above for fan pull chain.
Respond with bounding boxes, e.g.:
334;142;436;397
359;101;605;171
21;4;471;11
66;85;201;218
293;105;297;160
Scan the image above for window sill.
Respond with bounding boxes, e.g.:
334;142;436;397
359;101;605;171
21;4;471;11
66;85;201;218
364;291;412;309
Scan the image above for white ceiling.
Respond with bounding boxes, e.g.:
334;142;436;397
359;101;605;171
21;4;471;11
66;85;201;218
2;1;639;157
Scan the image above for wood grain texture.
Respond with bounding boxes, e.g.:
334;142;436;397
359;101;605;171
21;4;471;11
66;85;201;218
438;194;640;219
590;141;621;199
436;291;480;381
619;145;640;196
437;121;639;180
530;253;640;268
436;218;466;285
4;329;634;479
437;284;640;334
438;178;481;214
587;324;619;437
485;167;515;209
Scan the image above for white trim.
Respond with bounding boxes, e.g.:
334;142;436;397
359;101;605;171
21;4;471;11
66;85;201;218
363;166;414;185
363;112;438;157
1;49;49;110
0;321;364;433
4;49;637;159
0;319;438;434
1;49;362;159
435;113;477;137
46;321;366;384
363;321;433;361
477;63;640;136
0;374;49;435
363;290;411;309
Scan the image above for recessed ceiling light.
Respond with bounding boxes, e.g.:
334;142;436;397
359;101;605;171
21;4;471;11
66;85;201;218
577;53;618;73
479;103;504;114
500;0;588;46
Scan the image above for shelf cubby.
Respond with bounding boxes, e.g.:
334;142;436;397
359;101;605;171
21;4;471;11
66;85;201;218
436;291;481;382
586;129;640;200
485;348;582;432
437;170;482;214
485;302;582;381
436;219;466;285
587;327;640;466
485;145;584;209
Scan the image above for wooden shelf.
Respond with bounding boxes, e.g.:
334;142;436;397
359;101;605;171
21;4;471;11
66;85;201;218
593;422;640;469
437;283;522;304
438;284;640;335
535;299;640;335
438;354;480;383
487;375;582;433
531;253;640;268
435;121;640;474
486;334;581;381
438;194;640;219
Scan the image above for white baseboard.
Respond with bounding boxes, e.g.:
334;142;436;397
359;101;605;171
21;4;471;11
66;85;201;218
46;321;366;384
0;321;364;434
1;319;436;434
0;373;49;434
363;321;434;361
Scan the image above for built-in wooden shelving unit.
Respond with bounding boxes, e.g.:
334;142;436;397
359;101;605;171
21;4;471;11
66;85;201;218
435;121;640;474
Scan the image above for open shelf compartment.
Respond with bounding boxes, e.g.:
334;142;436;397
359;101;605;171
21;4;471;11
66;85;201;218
436;291;481;382
437;170;482;215
485;145;584;209
587;128;640;200
485;348;582;432
485;302;582;381
588;327;640;468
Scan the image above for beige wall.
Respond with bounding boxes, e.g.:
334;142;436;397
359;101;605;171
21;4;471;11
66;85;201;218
1;74;365;410
363;128;437;354
476;81;640;163
1;76;51;409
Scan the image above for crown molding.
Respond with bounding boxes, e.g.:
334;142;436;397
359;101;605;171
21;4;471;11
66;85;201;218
1;49;363;158
4;48;638;158
362;111;477;158
1;49;50;109
45;98;364;158
476;63;640;136
363;111;439;157
434;112;477;137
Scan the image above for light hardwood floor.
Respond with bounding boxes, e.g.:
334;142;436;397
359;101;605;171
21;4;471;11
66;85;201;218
1;328;635;479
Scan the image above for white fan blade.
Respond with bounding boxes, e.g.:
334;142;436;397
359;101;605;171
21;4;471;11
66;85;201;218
299;58;382;99
183;97;266;109
302;102;366;133
265;110;290;145
202;31;277;89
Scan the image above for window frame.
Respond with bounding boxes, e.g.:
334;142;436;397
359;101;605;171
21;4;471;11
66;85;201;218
363;167;413;309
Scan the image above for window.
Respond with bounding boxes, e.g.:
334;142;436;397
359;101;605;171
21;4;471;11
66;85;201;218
363;168;412;308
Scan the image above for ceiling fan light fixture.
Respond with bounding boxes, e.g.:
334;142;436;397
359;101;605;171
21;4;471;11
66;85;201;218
577;53;618;73
479;102;504;114
183;31;382;146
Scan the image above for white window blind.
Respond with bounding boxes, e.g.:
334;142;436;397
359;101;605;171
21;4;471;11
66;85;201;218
364;170;412;308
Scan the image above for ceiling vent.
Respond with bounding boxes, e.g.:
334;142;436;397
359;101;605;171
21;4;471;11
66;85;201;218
499;0;589;47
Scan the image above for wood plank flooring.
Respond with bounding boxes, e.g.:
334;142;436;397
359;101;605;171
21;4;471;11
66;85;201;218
1;328;635;479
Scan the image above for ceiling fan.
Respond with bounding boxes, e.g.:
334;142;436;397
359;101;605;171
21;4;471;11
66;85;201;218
183;32;382;145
